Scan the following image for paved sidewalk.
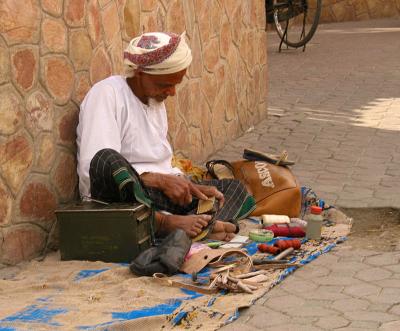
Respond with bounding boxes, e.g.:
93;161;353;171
218;19;400;330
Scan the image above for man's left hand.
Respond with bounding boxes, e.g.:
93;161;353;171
193;184;225;208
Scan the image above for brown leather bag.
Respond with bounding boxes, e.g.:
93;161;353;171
230;160;301;218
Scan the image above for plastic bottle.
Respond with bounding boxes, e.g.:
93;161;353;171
305;206;323;240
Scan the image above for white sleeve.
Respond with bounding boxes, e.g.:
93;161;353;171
77;82;122;197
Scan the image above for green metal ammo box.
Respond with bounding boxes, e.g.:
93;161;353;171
56;202;153;263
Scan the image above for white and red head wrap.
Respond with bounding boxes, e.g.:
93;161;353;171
123;32;192;77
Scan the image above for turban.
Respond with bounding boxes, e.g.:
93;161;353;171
123;32;192;77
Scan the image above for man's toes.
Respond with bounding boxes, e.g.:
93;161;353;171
223;222;237;233
211;220;225;233
225;232;235;241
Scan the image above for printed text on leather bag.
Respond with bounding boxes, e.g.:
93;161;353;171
254;162;275;188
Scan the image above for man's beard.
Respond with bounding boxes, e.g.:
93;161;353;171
148;97;163;108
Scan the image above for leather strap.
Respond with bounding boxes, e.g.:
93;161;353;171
152;273;218;295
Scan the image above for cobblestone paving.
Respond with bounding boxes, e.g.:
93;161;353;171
218;19;400;330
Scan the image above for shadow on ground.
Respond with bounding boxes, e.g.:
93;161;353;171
343;207;400;251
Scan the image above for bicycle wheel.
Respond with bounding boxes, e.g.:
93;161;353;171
273;0;322;48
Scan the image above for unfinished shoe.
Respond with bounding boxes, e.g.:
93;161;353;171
243;148;295;166
205;160;235;180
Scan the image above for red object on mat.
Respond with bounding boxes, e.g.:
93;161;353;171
257;239;302;254
263;223;305;238
257;244;280;254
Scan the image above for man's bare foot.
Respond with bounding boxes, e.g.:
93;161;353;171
207;221;237;241
156;213;212;238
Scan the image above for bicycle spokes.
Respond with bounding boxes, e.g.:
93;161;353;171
271;0;322;50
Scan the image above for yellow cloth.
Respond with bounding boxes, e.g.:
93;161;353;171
171;156;206;182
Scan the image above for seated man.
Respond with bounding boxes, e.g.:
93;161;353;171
76;32;255;241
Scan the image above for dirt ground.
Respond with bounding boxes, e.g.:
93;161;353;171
342;208;400;252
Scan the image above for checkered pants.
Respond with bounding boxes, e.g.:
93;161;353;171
89;149;252;221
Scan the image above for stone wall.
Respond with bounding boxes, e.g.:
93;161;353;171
0;0;267;264
320;0;400;22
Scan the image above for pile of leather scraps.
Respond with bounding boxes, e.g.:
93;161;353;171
153;244;300;295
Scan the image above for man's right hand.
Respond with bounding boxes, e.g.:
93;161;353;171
140;172;208;206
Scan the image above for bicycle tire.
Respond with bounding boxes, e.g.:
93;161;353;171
273;0;322;48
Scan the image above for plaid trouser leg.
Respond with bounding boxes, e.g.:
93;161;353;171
89;149;190;212
89;149;254;221
89;149;140;202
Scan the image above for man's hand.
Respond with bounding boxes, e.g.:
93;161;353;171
141;172;215;206
192;184;225;208
140;173;225;207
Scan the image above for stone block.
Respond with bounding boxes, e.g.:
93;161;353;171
165;93;179;135
0;40;10;85
0;179;12;226
343;283;381;297
293;265;331;279
182;0;195;38
42;0;63;17
195;0;212;44
389;304;400;315
0;134;33;195
11;46;38;92
166;0;186;34
172;121;190;157
225;78;237;122
331;298;370;313
188;27;202;78
312;275;359;286
42;55;74;105
1;225;47;265
220;17;231;59
56;103;79;147
355;267;392;282
264;294;305;310
365;253;400;267
99;0;112;8
380;320;400;331
51;151;77;201
141;13;157;32
201;72;218;108
101;1;120;46
0;84;24;136
343;310;397;323
203;38;220;72
25;90;54;137
73;72;91;104
210;1;223;36
64;0;86;27
87;0;102;47
69;29;92;71
177;81;191;120
34;133;56;173
349;320;380;329
19;180;57;228
90;46;112;85
141;0;157;12
248;310;290;328
315;315;350;329
188;127;203;162
0;0;40;45
41;18;67;54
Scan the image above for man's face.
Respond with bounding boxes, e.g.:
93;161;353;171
138;69;187;103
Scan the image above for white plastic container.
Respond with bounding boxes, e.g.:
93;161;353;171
305;206;323;240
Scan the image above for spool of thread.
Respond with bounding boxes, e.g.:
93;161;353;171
262;215;290;225
249;229;274;242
